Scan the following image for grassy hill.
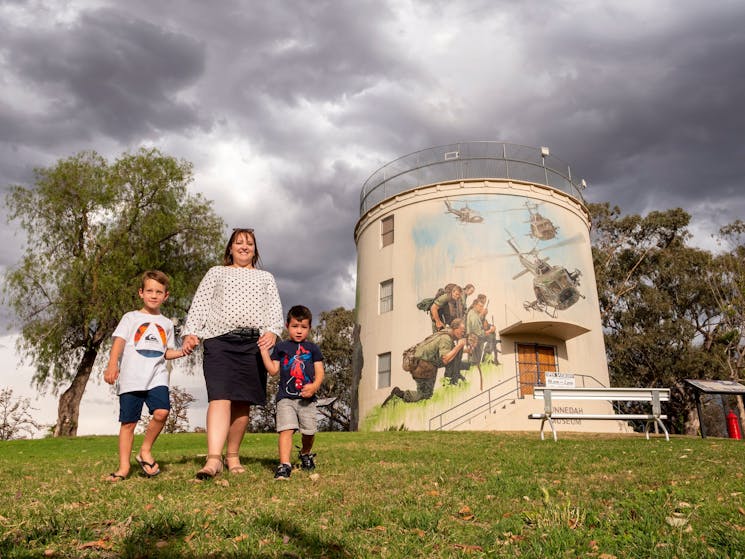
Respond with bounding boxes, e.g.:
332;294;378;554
1;431;744;558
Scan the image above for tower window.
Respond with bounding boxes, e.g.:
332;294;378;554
377;352;391;389
381;215;394;247
380;279;393;313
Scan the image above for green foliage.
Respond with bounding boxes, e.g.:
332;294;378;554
1;432;745;558
710;220;745;379
3;148;224;434
588;202;745;433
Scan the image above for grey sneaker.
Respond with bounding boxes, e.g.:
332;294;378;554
299;452;316;471
274;463;292;480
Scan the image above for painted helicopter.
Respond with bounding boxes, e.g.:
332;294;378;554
525;201;559;241
444;199;484;223
507;235;584;318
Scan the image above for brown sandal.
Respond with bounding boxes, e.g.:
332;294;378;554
195;454;224;480
224;452;246;474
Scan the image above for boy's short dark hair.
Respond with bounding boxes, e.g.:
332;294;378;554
286;305;312;326
141;270;171;291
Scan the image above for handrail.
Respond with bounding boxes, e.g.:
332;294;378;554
429;373;608;431
359;141;587;215
429;377;519;431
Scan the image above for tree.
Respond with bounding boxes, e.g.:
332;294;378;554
3;149;224;436
589;203;725;433
0;387;43;440
710;221;745;376
706;221;745;432
312;307;355;431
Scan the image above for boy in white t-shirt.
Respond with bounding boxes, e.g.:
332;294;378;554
103;270;187;482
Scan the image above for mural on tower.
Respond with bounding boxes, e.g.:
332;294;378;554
363;193;593;431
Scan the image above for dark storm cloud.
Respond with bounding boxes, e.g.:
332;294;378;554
513;3;745;217
179;0;417;158
255;157;363;319
1;7;209;148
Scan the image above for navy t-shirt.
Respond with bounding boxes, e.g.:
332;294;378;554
270;340;324;401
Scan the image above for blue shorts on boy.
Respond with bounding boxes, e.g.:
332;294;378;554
119;385;171;423
270;340;324;433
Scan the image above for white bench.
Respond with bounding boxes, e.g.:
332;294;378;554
529;387;670;442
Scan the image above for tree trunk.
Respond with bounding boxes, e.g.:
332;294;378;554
53;347;99;437
350;324;362;431
684;405;701;436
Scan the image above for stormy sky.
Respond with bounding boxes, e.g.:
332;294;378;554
2;0;744;433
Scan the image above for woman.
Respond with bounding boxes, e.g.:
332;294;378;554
182;228;284;479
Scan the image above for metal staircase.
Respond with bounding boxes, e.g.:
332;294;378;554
428;377;520;431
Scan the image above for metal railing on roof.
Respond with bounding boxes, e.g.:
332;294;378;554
359;141;586;216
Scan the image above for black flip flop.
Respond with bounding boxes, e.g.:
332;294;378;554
135;454;161;477
106;473;126;483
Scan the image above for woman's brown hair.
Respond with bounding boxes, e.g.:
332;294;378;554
223;228;260;267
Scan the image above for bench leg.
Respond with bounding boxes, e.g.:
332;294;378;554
540;417;558;442
655;417;670;441
644;418;670;442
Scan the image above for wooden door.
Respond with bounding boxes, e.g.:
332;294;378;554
516;343;557;397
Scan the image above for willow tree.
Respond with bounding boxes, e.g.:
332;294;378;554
4;149;224;436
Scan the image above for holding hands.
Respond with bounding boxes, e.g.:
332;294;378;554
257;331;277;351
181;334;200;355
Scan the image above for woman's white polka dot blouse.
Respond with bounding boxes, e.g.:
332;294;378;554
182;266;284;340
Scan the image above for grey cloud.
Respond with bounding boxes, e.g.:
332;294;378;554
1;7;209;147
514;4;745;217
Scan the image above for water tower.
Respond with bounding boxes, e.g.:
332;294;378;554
353;142;615;432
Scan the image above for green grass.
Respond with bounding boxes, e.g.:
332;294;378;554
2;431;745;558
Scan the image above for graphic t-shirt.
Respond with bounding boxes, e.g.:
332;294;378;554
112;310;175;395
270;340;324;401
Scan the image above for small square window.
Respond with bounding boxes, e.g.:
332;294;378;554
380;279;393;314
377;352;391;389
381;215;394;247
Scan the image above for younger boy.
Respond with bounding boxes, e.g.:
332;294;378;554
103;270;186;481
261;305;325;480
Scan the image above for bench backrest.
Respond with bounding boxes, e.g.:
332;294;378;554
533;387;670;402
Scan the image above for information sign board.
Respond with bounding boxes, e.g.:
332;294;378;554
545;371;575;388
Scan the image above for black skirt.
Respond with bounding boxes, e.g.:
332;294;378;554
203;333;267;404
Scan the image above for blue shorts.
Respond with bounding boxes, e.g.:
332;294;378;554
119;385;170;423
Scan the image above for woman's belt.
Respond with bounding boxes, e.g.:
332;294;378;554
228;327;261;338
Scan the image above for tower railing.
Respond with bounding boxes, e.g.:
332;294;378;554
360;141;586;215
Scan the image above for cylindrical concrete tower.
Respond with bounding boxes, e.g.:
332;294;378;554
354;142;614;432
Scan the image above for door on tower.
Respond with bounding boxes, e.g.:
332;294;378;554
516;343;557;397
